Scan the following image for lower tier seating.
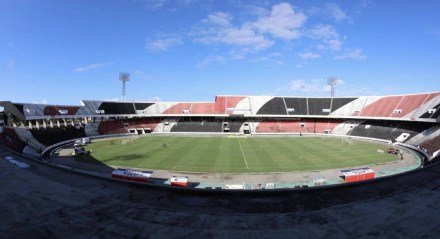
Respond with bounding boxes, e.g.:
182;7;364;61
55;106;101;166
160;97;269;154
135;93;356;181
98;120;129;135
349;120;433;142
0;128;26;153
171;121;223;132
30;126;86;146
256;119;342;133
419;135;440;156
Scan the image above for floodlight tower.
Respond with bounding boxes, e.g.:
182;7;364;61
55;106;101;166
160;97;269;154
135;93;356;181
119;72;130;102
327;77;338;97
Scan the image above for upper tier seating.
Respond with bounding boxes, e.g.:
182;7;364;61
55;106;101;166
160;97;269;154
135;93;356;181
307;98;332;115
330;98;357;113
163;103;192;114
98;102;136;115
419;103;440;119
44;106;80;116
284;98;307;115
190;103;216;114
30;126;86;146
256;97;287;115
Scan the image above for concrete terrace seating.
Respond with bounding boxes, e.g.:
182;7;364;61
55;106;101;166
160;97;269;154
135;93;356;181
227;121;243;133
284;98;307;115
171;120;223;132
0;128;26;153
30;126;86;147
163;103;192;114
125;118;161;132
189;103;216;114
307;98;332;116
256;97;287;115
255;119;341;133
349;120;432;142
419;135;440;156
98;102;136;115
98;120;129;135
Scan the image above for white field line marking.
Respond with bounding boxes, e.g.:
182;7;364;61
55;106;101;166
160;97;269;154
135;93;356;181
237;138;249;169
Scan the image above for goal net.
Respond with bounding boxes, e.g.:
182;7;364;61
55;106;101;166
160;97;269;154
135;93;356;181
342;138;356;146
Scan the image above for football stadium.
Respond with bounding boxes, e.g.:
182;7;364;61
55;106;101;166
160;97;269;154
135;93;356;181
0;93;438;189
2;1;440;238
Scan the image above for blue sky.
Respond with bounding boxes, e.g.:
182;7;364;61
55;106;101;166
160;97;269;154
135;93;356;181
1;0;440;105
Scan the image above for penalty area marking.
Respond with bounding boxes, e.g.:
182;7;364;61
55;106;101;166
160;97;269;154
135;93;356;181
237;138;249;169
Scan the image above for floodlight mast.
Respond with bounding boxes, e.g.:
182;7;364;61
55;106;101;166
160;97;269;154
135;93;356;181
327;77;338;97
119;73;130;102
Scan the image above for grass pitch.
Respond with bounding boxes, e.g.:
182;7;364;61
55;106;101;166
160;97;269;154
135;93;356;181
77;136;398;173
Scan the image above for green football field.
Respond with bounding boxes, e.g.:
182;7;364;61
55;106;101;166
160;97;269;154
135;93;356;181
76;136;398;173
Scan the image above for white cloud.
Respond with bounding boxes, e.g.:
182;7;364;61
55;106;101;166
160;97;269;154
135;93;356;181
308;24;342;51
308;24;338;39
137;0;200;10
74;63;106;72
253;2;306;40
197;55;226;68
295;64;303;68
327;39;342;51
202;12;231;27
289;79;327;93
299;52;321;59
193;2;306;52
335;49;367;60
326;3;348;22
146;37;183;52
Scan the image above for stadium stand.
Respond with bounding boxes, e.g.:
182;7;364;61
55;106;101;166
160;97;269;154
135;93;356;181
307;98;332;115
30;126;86;146
358;96;404;117
134;103;154;111
98;102;136;115
189;103;216;114
43;106;81;116
226;121;243;133
330;98;357;113
348;120;433;142
284;98;308;115
255;119;342;134
419;103;440;119
418;135;440;156
1;92;440;161
256;120;309;133
313;120;344;133
98;120;129;135
163;103;192;114
125;118;162;133
0;127;26;153
256;97;287;115
171;118;223;132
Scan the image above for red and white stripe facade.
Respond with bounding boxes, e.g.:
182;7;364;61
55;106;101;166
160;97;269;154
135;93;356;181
82;92;440;121
2;91;440;122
